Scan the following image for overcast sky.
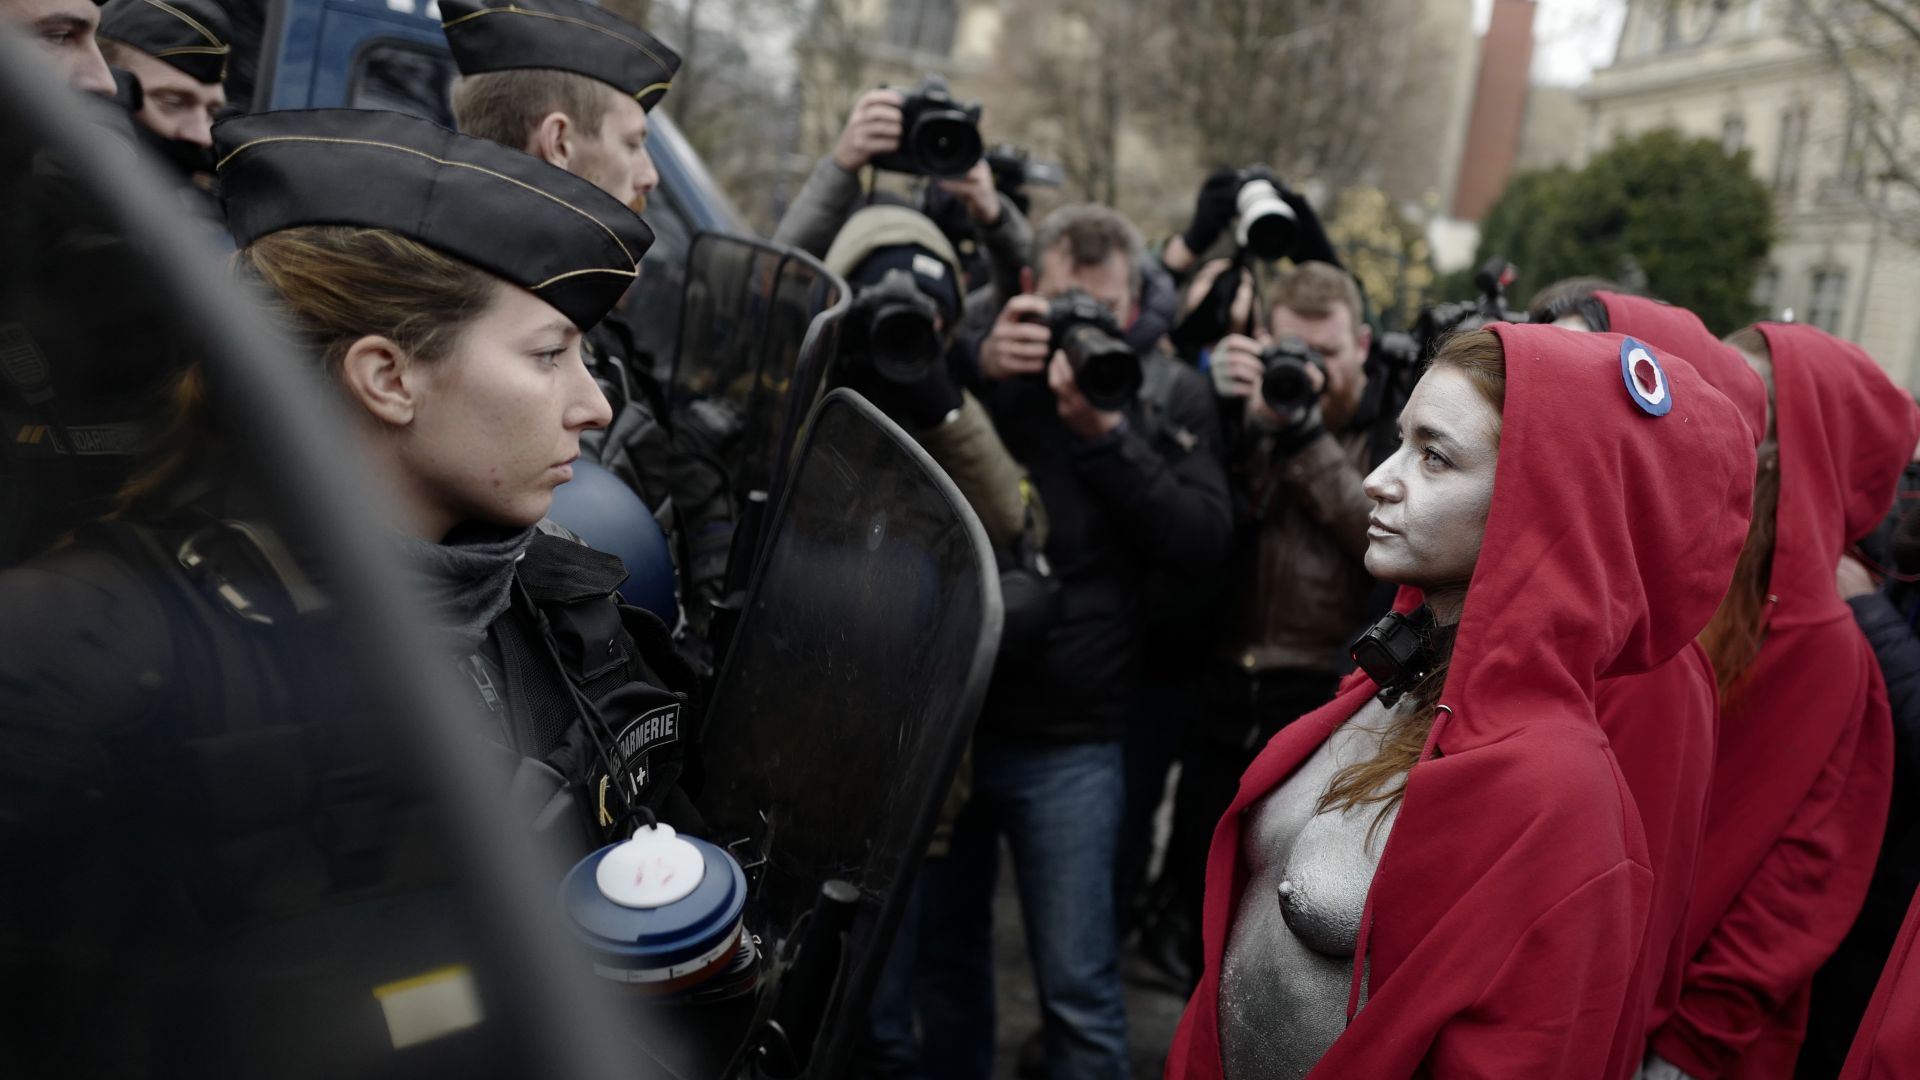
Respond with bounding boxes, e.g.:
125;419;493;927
1474;0;1628;86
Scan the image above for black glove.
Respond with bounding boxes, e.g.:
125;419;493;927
1279;186;1340;269
1181;168;1242;255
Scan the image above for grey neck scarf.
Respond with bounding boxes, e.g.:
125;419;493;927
391;522;538;649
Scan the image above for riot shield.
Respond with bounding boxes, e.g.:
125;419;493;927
695;389;1003;1077
668;233;848;507
0;32;666;1080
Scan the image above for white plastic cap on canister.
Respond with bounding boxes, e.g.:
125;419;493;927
595;824;708;909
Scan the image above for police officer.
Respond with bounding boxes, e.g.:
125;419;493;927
0;107;698;1070
96;0;230;193
441;0;680;511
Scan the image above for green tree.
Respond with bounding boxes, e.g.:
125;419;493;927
1470;129;1775;334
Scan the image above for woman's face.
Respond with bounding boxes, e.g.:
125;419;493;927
1362;365;1501;598
388;285;611;535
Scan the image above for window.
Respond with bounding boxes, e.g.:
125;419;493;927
1774;106;1808;193
349;43;457;128
1841;102;1871;191
1751;265;1778;317
1809;268;1848;334
886;0;959;57
1722;114;1746;156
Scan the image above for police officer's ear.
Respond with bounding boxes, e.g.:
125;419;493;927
528;111;579;172
339;335;419;427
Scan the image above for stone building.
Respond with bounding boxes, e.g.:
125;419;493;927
1583;0;1920;385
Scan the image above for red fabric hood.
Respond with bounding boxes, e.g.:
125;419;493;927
1599;291;1768;448
1439;323;1754;750
1645;324;1918;1077
1760;323;1920;630
1167;324;1756;1079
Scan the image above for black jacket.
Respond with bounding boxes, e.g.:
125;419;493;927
970;353;1232;743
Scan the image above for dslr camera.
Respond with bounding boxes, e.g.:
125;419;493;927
1411;257;1527;360
870;76;984;180
984;143;1064;214
1020;290;1142;412
1234;169;1298;260
841;269;944;385
1259;336;1326;415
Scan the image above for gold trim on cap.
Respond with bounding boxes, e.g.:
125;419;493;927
442;5;675;84
141;0;225;46
633;80;670;102
531;266;638;289
215;135;640;270
154;45;231;57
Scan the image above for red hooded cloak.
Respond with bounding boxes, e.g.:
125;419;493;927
1839;888;1920;1078
1166;323;1754;1079
1649;323;1920;1079
1593;292;1767;1075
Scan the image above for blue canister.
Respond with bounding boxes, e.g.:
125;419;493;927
560;825;750;994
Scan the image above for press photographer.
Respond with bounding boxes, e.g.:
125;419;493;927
773;76;1017;261
918;204;1231;1079
1136;259;1403;989
822;203;1044;555
1162;166;1345;363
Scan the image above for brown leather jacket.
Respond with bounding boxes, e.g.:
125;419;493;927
1219;421;1376;675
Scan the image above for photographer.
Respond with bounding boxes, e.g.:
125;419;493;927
1140;260;1394;989
917;204;1231;1080
820;203;1053;1079
1162;166;1342;278
773;84;1032;309
822;204;1041;550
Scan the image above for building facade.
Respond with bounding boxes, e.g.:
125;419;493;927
1583;0;1920;386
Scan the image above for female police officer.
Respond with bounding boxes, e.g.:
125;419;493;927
0;108;694;1073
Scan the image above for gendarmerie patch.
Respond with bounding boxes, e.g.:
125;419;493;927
595;703;681;826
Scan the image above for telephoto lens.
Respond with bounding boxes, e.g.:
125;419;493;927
1023;290;1142;412
1234;175;1298;260
845;269;944;384
1260;336;1325;414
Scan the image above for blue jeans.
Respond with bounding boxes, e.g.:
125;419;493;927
861;875;928;1079
917;739;1130;1080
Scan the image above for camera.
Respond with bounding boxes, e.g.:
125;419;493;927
1234;171;1298;260
870;76;984;180
1410;257;1527;360
1021;290;1142;412
842;269;944;385
1259;336;1326;414
984;144;1063;214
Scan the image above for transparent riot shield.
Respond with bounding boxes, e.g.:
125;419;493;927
0;32;664;1080
668;233;848;508
695;389;1003;1077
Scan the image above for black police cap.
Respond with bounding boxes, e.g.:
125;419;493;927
215;109;654;331
98;0;231;85
442;0;681;112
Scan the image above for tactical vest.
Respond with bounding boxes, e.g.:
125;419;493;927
51;515;700;922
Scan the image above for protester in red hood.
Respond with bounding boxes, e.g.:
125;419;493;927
1643;322;1920;1080
1840;890;1920;1078
1569;291;1768;1077
1165;322;1753;1079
